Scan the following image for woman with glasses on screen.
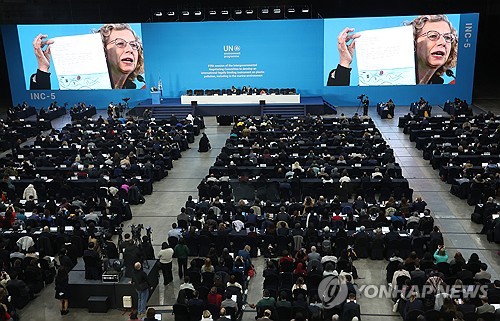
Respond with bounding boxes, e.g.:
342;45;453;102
30;23;145;90
327;14;458;86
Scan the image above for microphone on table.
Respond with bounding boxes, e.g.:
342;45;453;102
445;69;456;79
137;75;145;83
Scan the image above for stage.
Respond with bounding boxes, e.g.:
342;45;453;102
68;259;159;309
180;93;300;105
128;96;330;117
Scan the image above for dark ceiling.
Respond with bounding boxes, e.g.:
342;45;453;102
0;0;499;106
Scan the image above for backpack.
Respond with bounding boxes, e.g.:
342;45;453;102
470;212;483;224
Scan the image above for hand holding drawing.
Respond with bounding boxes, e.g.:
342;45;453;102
337;27;360;69
33;33;54;73
327;15;458;86
29;23;145;90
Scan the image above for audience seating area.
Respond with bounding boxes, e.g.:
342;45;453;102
171;114;422;321
0;118;52;152
398;112;500;243
170;113;500;321
0;111;204;315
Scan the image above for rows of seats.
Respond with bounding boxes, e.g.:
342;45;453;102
170;113;423;321
0;118;52;152
0;116;198;202
177;113;500;321
0;111;204;315
398;112;500;204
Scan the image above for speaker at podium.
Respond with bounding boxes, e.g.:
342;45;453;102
151;90;161;105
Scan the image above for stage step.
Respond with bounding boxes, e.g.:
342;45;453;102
151;106;193;119
323;99;337;114
262;105;306;117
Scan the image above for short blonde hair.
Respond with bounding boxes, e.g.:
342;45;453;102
407;14;458;76
95;23;145;82
202;310;212;318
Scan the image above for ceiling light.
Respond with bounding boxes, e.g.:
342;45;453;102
154;11;162;17
194;10;202;16
167;11;175;16
261;8;269;14
273;8;281;14
221;10;229;15
288;8;295;13
181;10;189;16
234;9;242;15
302;7;309;13
245;9;253;14
209;10;216;15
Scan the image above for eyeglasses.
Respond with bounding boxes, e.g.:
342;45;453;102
107;38;141;51
419;30;455;43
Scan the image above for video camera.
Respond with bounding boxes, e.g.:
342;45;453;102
357;94;365;100
130;224;144;241
129;224;153;244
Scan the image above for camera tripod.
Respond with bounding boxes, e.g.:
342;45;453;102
356;94;365;115
356;99;363;115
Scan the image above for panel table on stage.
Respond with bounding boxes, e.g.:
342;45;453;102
71;106;97;121
181;93;300;105
11;107;37;119
43;107;67;120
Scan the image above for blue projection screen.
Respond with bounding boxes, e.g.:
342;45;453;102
17;23;145;91
323;14;461;86
2;13;478;108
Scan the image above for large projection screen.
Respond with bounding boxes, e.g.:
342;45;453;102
2;13;478;108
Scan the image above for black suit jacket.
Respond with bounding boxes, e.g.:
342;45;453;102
30;69;51;90
342;301;361;321
327;65;351;86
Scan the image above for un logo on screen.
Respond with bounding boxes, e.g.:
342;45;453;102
223;45;240;52
318;275;349;308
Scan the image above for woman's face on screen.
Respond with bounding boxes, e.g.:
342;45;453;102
106;29;139;76
416;21;452;70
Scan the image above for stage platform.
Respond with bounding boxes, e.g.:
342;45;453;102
68;259;159;309
128;96;331;118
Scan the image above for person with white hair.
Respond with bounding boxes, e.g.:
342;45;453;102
308;246;321;262
371;167;383;179
131;262;151;317
22;184;38;200
291;161;304;172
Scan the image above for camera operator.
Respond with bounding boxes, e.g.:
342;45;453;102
104;233;119;260
140;235;155;260
362;95;370;116
119;233;133;254
83;242;102;280
121;234;143;277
